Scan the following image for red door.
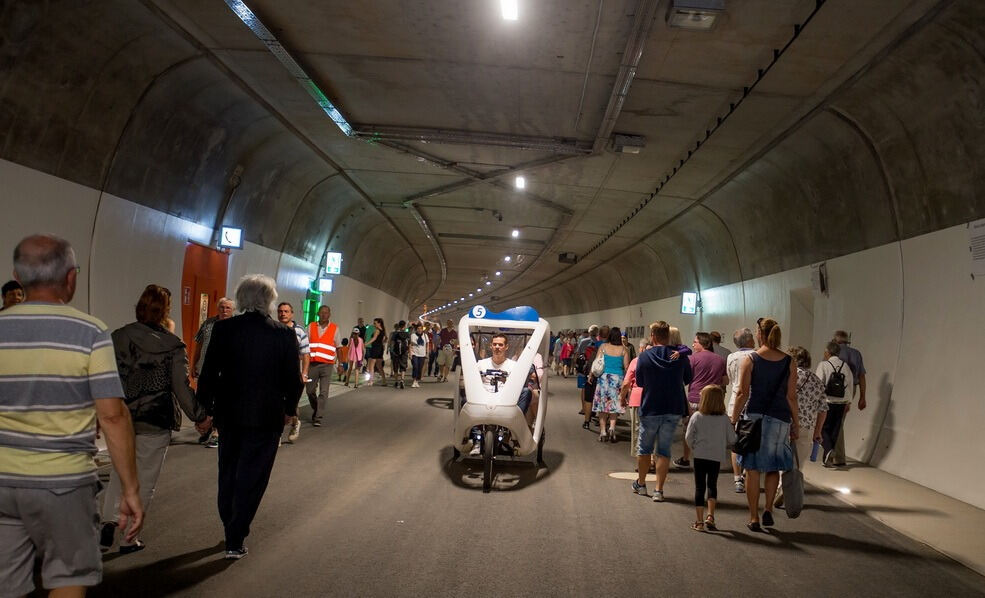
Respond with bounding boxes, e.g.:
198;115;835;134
180;243;229;365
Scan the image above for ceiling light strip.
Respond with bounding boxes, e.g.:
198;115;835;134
579;0;830;262
225;0;353;136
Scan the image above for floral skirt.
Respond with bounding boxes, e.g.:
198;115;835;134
592;373;625;414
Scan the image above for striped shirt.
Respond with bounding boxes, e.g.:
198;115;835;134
0;302;125;488
290;321;310;355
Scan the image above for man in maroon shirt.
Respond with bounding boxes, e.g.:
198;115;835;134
436;319;457;382
674;332;728;469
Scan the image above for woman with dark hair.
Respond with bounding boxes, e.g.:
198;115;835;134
100;285;211;554
730;318;799;531
364;317;388;386
592;327;630;442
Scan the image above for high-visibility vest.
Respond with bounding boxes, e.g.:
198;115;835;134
308;321;338;364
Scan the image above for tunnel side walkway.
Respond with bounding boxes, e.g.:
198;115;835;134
83;377;985;598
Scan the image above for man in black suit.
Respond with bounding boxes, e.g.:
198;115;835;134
197;274;303;560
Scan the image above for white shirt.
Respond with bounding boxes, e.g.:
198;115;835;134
726;348;755;413
477;356;516;393
815;356;854;404
410;333;428;358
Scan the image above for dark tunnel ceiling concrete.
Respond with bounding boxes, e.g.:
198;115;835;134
1;0;983;315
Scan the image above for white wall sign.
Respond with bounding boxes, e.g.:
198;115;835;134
218;226;243;249
969;218;985;279
325;251;342;275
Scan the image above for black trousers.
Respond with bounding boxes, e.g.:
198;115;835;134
821;403;848;460
217;425;281;549
693;458;720;506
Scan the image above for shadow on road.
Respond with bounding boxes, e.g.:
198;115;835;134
90;542;229;598
439;446;564;492
425;397;454;410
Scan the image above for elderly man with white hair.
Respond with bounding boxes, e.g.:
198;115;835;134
196;274;303;560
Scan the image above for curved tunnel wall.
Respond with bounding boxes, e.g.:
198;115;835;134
0;158;411;343
0;0;429;306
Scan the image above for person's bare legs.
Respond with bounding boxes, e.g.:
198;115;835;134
597;412;609;440
608;414;618;438
365;358;376;384
731;453;743;481
763;471;780;513
637;454;651;486
707;497;717;519
583;399;593;424
745;469;761;523
50;587;86;598
654;456;670;492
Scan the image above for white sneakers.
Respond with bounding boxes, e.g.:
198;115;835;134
411;381;420;388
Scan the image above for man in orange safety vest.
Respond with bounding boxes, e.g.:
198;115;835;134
306;305;338;426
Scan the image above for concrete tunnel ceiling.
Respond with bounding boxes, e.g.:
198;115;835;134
1;0;983;316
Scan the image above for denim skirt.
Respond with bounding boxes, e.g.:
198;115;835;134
737;413;794;472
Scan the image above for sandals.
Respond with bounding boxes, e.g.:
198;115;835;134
691;521;705;532
704;516;717;531
746;521;762;532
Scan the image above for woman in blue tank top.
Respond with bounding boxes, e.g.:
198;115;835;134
730;318;799;531
592;327;630;443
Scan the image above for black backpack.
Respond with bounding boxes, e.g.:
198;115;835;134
391;332;409;357
824;360;846;398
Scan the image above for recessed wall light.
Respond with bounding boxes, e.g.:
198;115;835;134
501;0;519;21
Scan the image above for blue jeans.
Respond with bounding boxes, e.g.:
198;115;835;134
637;414;681;457
411;356;425;380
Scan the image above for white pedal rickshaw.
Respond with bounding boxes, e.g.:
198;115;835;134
452;305;549;492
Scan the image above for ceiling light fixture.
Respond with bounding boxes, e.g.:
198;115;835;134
476;288;482;292
504;256;512;263
511;229;520;238
495;271;501;276
469;293;474;297
225;0;354;136
514;175;525;190
501;0;519;21
666;0;724;31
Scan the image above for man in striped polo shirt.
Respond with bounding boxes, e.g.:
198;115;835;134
277;301;309;443
0;234;143;597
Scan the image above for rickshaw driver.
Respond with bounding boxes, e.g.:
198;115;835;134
468;333;533;456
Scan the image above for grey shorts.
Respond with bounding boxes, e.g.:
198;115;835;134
0;484;101;596
436;349;453;367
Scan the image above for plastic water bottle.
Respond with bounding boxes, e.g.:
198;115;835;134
810;440;821;462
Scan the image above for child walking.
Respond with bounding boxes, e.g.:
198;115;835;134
344;327;364;388
684;385;736;531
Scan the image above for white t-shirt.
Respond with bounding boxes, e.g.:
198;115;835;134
726;348;755;415
477;356;516;393
815;356;854;404
410;333;428;358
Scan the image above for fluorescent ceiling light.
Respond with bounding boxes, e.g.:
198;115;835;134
515;175;525;189
225;1;354;136
511;229;520;238
501;0;519;21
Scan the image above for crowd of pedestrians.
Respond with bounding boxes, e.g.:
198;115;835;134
560;316;866;532
0;231;872;594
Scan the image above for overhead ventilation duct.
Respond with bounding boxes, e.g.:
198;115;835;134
666;0;725;31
